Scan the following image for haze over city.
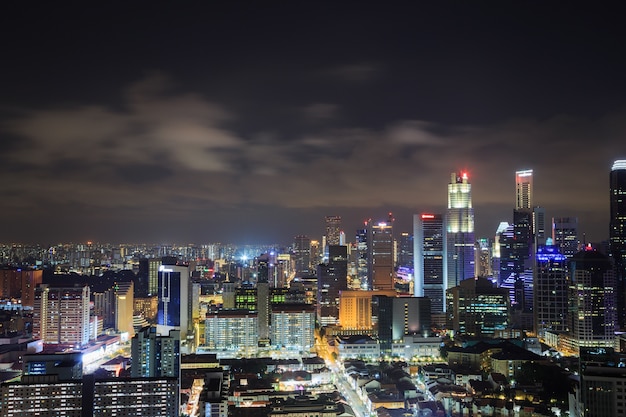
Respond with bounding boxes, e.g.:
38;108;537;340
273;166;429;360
2;3;626;244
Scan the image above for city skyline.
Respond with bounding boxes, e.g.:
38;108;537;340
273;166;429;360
2;4;626;245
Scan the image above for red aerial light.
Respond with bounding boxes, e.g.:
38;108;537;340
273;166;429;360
462;172;468;179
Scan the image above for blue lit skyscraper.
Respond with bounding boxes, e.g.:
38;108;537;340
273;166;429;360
446;172;475;288
534;243;568;338
157;263;190;343
414;213;447;313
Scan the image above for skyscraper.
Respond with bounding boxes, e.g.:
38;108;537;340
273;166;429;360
367;214;395;291
552;216;579;258
293;235;312;277
570;249;616;352
414;213;447;313
33;284;91;347
446;172;475;288
316;245;348;326
156;264;190;342
534;244;568;338
610;159;626;329
325;215;342;246
515;169;533;210
131;326;181;378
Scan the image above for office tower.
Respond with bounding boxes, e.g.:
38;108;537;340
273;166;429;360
446;277;510;337
611;159;626;330
552;216;579;258
271;303;315;352
446;172;475;287
156;264;191;341
397;232;413;268
391;296;431;341
33;284;91;347
355;227;368;289
534;244;568;338
570;249;616;352
516;169;533;210
325;215;342;246
580;348;626;417
115;281;135;337
293;235;311;277
533;206;546;247
476;238;492;278
205;310;258;352
491;222;510;284
414;213;447;313
373;294;394;355
136;258;150;297
316;245;348;326
310;240;320;272
0;268;42;307
131;326;181;378
367;213;395;291
339;289;397;330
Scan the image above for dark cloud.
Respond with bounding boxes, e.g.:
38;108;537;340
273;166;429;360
1;4;626;244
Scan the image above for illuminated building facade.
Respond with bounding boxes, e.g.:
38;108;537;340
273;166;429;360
515;169;533;210
391;296;431;341
446;276;509;337
367;214;395;291
0;268;42;307
552;216;579;258
131;326;180;380
570;249;616;352
271;303;315;352
204;310;258;351
533;244;568;338
293;235;312;277
325;215;342;246
611;159;626;329
0;376;179;417
446;172;475;288
33;284;91;347
115;281;134;337
338;289;396;330
156;264;190;340
316;245;347;326
413;213;447;313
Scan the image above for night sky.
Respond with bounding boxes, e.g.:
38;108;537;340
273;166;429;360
2;3;626;245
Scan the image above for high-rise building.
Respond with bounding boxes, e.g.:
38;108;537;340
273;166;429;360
33;284;91;347
271;303;315;352
0;268;43;308
515;169;533;210
205;310;258;353
325;215;342;246
339;289;397;330
579;347;626;417
293;235;311;277
552;216;579;258
475;238;492;278
391;296;431;341
316;245;348;326
156;264;190;342
367;214;395;291
397;232;413;268
570;249;616;352
131;326;180;379
610;159;626;330
446;172;475;287
115;281;135;338
534;244;568;338
414;213;447;313
446;277;509;337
